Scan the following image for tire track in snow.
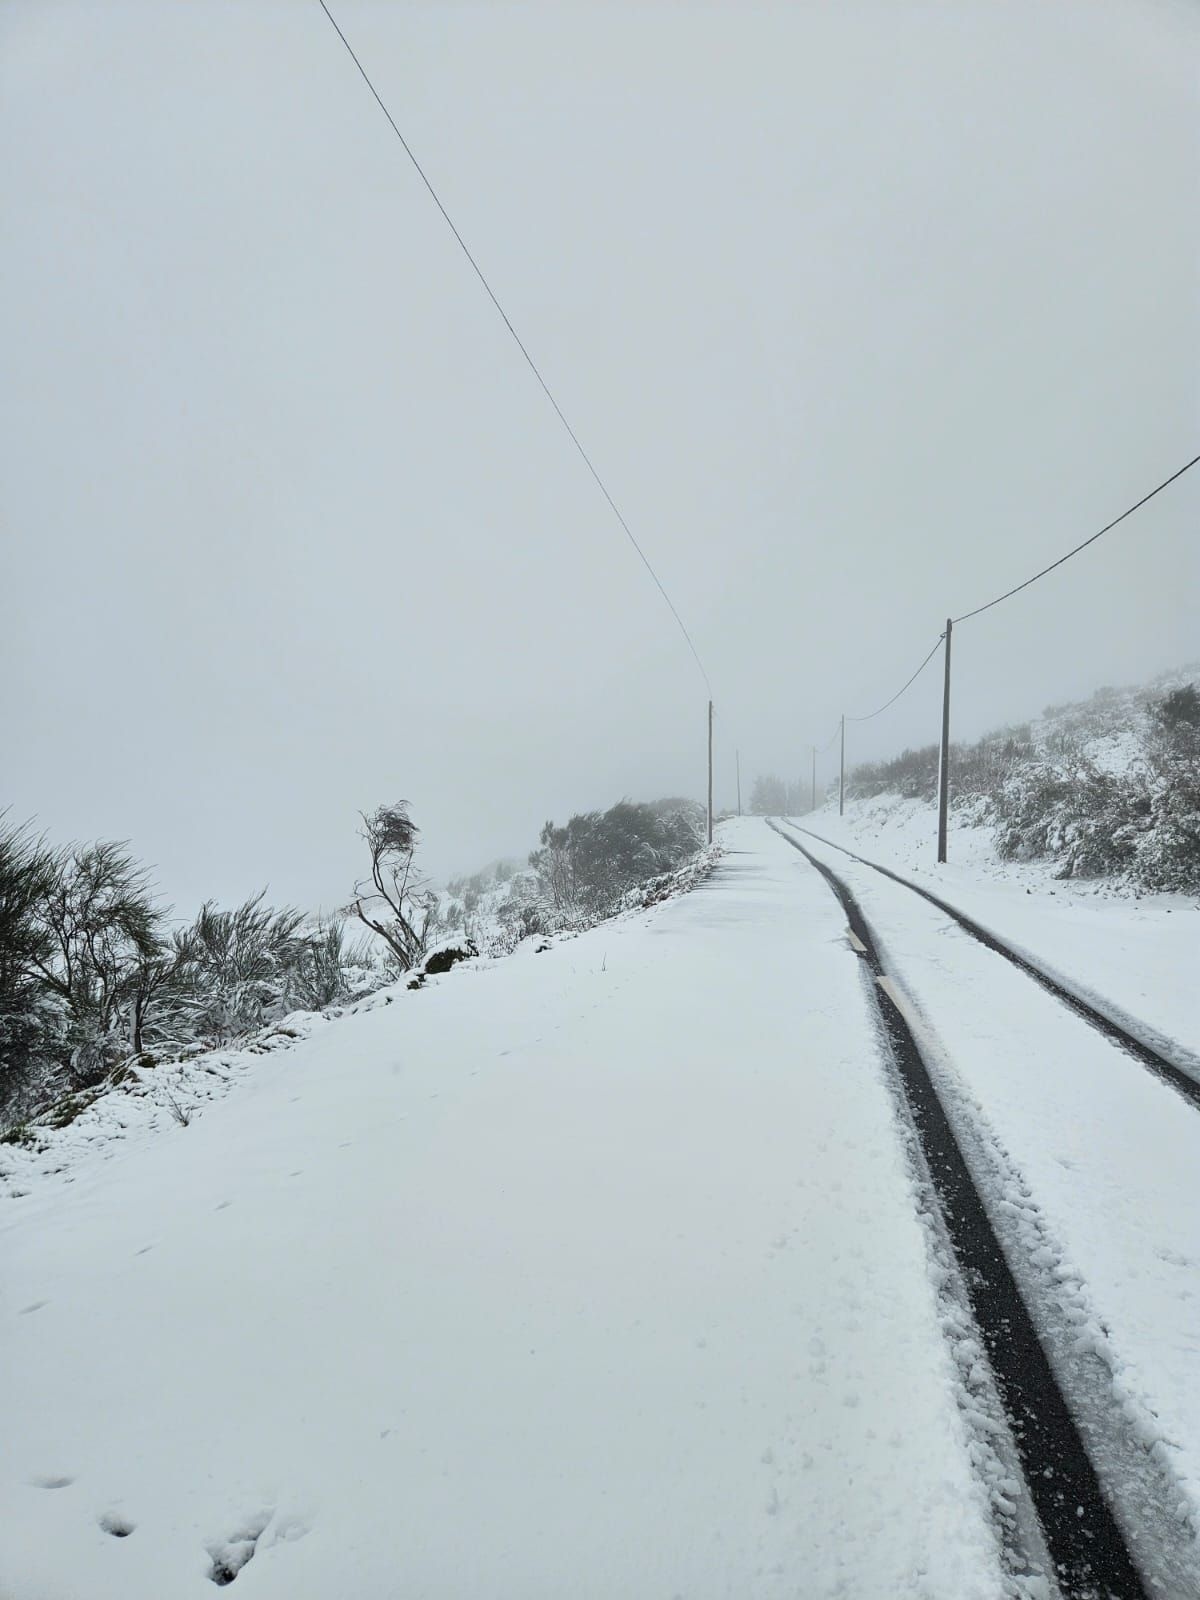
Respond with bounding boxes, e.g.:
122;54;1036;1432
779;822;1200;1110
768;821;1160;1600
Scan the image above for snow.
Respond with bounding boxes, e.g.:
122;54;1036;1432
787;823;1200;1560
796;795;1198;1067
0;821;1012;1599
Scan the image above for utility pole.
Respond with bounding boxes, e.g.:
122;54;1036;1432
839;714;845;817
937;619;952;863
707;700;714;844
736;749;742;816
810;746;816;813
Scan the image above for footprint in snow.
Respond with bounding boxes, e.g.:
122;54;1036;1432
31;1474;74;1489
207;1510;273;1587
19;1299;48;1314
99;1511;135;1538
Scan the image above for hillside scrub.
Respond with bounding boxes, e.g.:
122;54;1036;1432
845;672;1200;893
2;794;712;1133
433;798;710;952
526;798;706;923
0;827;377;1134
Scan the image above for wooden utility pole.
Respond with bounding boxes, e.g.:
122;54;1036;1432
810;746;816;813
839;714;845;817
707;700;714;844
736;749;742;816
937;619;952;863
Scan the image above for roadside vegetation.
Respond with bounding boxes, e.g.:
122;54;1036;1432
844;673;1200;892
1;795;709;1134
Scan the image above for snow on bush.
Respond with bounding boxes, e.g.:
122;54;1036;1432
845;667;1200;893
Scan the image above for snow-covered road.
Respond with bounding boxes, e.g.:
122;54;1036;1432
2;821;1016;1599
779;824;1200;1543
794;804;1196;1069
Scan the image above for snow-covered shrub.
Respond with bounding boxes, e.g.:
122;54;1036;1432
31;841;168;1085
169;896;355;1045
0;820;67;1124
849;745;939;802
994;760;1148;879
844;669;1200;893
1130;693;1200;890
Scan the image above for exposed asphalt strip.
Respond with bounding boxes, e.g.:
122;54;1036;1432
767;820;1151;1600
778;822;1200;1112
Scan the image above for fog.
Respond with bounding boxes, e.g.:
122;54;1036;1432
3;0;1197;917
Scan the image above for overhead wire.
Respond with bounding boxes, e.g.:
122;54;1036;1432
952;452;1200;624
316;0;712;696
818;452;1197;744
844;634;945;723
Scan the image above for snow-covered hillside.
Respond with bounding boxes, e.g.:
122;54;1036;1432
830;665;1200;894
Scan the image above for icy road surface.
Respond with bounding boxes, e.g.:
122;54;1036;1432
1;821;1009;1599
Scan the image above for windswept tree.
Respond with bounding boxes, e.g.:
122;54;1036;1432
351;802;436;971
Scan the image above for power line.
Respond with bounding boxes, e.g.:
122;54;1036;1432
953;452;1200;624
821;451;1198;738
845;635;945;723
316;0;712;696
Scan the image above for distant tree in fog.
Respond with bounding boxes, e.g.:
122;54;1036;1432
749;774;787;814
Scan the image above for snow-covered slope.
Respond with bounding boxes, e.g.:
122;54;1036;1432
836;664;1200;895
2;821;1012;1599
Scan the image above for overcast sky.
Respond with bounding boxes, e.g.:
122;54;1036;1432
3;0;1197;917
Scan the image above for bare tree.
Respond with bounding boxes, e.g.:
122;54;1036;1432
351;803;436;971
